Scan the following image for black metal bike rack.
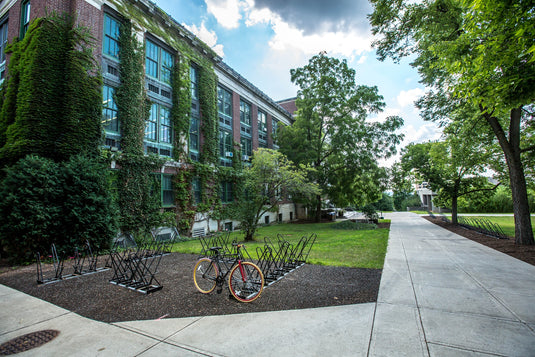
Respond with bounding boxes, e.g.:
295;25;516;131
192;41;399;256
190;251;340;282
36;241;108;285
108;229;182;294
255;233;316;286
457;216;509;239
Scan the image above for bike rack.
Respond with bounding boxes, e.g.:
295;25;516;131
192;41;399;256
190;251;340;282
36;241;108;285
457;216;508;239
108;239;165;294
255;233;316;286
108;228;186;294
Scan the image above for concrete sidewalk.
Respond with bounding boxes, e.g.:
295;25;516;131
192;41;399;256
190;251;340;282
1;212;534;356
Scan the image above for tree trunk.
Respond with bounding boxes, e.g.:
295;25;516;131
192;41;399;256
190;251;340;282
484;107;534;245
315;194;322;222
451;180;460;225
451;195;458;225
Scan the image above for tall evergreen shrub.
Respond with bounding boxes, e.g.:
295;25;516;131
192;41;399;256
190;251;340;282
0;155;117;263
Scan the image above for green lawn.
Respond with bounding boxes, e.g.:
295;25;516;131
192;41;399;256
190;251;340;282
445;215;535;237
461;215;535;237
172;220;390;269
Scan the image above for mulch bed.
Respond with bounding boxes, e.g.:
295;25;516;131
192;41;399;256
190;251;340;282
4;217;531;323
0;252;381;323
424;216;535;266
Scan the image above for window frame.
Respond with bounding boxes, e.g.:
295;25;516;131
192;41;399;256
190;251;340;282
220;181;233;203
20;0;30;39
0;18;7;83
240;100;251;126
102;85;119;133
145;38;173;85
103;13;121;60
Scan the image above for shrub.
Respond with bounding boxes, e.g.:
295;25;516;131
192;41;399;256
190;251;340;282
0;155;117;263
332;220;376;230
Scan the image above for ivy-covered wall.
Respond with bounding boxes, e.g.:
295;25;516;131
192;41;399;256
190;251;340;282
106;0;243;234
0;14;102;168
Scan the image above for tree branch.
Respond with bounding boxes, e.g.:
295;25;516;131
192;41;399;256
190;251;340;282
458;182;501;198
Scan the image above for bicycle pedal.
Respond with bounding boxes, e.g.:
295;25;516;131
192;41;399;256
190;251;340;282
217;288;222;294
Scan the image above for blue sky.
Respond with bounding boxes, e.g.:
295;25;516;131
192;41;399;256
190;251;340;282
152;0;442;165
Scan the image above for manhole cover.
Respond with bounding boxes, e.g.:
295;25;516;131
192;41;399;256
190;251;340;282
0;330;60;355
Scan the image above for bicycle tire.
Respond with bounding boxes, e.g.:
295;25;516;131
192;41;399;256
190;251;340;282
228;261;264;302
193;257;218;294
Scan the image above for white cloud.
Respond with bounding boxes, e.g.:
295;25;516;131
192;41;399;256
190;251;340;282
357;55;367;64
397;88;425;108
402;122;442;144
184;21;225;57
369;107;402;123
205;0;242;29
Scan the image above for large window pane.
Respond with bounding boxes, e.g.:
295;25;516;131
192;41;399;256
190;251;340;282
102;85;119;132
103;14;120;59
189;116;199;152
145;40;159;78
240;100;251;126
160;106;172;143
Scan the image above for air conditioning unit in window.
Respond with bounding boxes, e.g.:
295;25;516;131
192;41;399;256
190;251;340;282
225;151;233;158
242;155;249;161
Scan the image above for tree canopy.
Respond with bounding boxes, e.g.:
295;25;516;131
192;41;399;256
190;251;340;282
278;53;403;221
225;148;319;241
369;0;535;244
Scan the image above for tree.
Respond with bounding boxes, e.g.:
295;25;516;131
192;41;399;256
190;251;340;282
0;155;117;263
369;0;535;244
278;53;403;221
401;123;497;224
225;149;319;241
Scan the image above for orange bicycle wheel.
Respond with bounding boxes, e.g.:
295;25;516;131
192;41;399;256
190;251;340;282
193;257;218;294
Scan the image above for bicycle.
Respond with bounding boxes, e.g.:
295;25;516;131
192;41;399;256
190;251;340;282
193;243;264;302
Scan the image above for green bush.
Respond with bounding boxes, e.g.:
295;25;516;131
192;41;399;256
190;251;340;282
332;220;377;230
0;155;117;263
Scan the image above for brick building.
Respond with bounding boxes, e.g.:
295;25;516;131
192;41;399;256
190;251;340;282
0;0;295;235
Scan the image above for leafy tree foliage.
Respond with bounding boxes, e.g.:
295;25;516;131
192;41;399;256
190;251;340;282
278;53;403;221
224;149;319;241
0;14;102;167
0;155;117;263
370;0;535;244
400;124;496;223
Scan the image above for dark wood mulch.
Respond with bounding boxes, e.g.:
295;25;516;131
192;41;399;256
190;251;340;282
424;216;535;266
0;252;381;323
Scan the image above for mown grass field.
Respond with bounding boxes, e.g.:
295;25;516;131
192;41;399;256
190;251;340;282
171;220;391;269
451;215;535;237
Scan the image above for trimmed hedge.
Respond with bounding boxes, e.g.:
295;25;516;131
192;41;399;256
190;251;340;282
0;155;117;263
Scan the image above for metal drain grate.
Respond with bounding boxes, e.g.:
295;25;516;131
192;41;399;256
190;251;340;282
0;330;60;355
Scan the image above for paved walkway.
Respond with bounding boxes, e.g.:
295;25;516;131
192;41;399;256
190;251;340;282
1;213;534;356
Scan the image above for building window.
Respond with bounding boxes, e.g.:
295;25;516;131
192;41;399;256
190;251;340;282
160;174;174;207
102;85;119;133
272;118;278;144
258;110;267;133
189;116;199;160
193;177;202;204
0;19;7;82
103;14;120;59
145;104;172;144
190;65;198;100
241;137;252;160
221;181;233;203
240;100;251;126
219;130;233;158
218;86;232;118
20;1;30;39
145;39;173;85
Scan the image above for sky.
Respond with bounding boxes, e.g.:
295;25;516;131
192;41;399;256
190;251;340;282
152;0;443;166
